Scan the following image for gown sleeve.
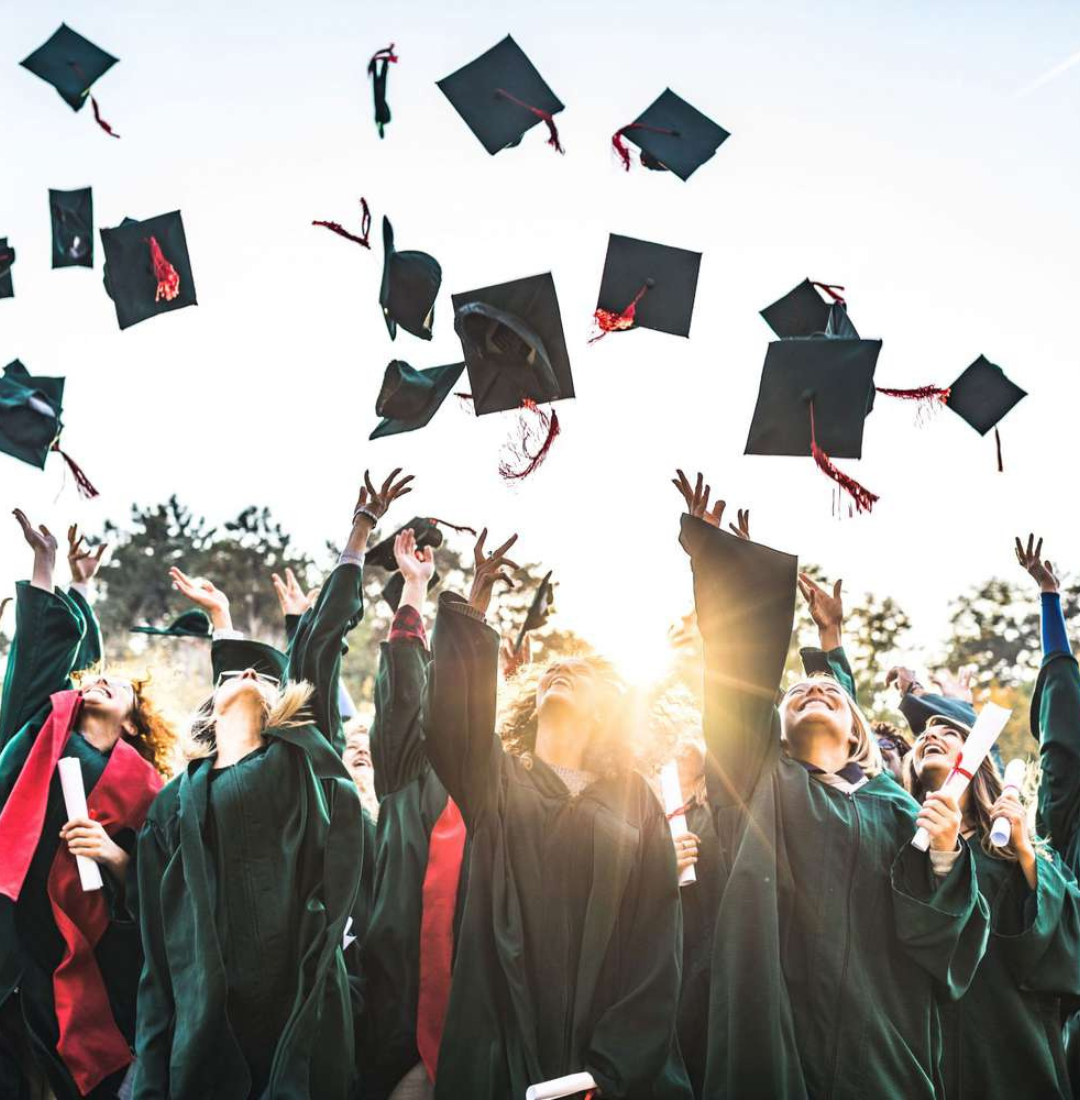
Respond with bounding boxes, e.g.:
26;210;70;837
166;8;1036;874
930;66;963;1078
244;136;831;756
66;585;103;673
420;591;501;826
287;563;364;756
0;581;88;750
798;644;858;703
370;634;431;801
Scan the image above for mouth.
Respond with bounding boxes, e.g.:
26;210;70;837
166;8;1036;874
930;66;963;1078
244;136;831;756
547;675;573;691
797;696;832;713
81;683;112;700
922;743;946;758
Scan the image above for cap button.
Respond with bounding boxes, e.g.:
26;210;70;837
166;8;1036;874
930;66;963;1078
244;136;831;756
800;388;816;403
645;277;656;289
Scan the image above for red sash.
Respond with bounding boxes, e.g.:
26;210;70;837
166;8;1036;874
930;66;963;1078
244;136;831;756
415;795;467;1082
0;690;162;1094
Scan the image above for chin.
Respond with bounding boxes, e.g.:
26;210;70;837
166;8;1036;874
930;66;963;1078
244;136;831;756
215;679;271;713
917;758;953;787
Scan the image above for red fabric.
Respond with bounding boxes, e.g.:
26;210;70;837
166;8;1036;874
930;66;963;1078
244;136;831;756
495;88;564;154
367;43;399;71
589;282;651;343
811;281;845;303
389;605;427;647
416;796;467;1082
611;122;678;170
146;236;180;302
50;442;99;499
89;96;120;138
498;400;561;481
0;690;163;1094
312;197;372;249
808;401;879;514
875;385;951;403
666;796;697;821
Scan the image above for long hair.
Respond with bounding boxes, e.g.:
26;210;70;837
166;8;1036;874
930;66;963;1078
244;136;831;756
901;715;1038;861
184;680;314;760
781;674;884;779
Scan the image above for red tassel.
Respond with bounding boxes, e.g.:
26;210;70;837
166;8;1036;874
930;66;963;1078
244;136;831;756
811;281;845;303
146;237;180;302
808;402;878;514
312;197;372;249
498;400;561;481
495;89;564;154
995;427;1003;473
367;43;399;71
50;442;99;499
611;122;679;171
589;283;651;343
429;517;478;536
875;385;951;402
89;96;120;138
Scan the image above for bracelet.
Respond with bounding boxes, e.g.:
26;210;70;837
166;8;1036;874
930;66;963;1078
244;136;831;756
353;506;381;528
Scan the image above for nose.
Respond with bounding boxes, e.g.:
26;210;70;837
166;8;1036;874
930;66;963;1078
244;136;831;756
240;668;259;681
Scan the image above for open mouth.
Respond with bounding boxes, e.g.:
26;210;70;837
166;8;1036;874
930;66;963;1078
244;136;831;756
922;743;947;757
81;682;112;700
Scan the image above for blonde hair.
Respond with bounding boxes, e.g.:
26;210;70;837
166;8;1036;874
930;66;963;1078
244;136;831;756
184;680;314;760
781;674;884;779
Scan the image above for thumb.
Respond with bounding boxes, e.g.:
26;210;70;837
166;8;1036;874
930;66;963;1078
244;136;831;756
833;578;843;600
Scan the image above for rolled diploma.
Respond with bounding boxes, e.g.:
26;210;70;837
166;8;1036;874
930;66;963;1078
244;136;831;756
58;757;103;891
525;1071;597;1100
990;758;1027;847
912;702;1011;852
660;761;696;886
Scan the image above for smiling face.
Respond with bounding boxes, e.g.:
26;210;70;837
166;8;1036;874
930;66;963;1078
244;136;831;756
344;722;374;795
535;659;606;722
78;675;136;730
911;720;964;790
780;677;855;753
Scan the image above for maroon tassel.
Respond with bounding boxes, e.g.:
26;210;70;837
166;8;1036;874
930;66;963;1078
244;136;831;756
808;402;878;514
589;282;651;343
495;89;564;154
611;123;679;171
367;43;399;71
146;237;180;302
312;197;372;248
51;442;99;499
89;96;120;138
498;400;561;481
811;281;845;303
429;517;478;536
995;427;1003;473
876;385;951;402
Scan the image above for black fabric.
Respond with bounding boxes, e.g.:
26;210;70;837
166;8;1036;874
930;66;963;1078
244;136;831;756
20;24;117;111
49;188;94;269
621;88;729;181
946;354;1027;436
595;234;701;337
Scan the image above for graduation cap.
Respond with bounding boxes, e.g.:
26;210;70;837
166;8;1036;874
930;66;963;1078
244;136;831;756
365;517;445;572
759;279;852;339
0;360;98;496
211;638;289;684
368;43;398;138
611;88;729;180
20;24;120;137
131;610;212;639
370;360;465;439
591;233;701;341
0;241;14;300
50;188;94;268
945;354;1026;471
312;197;372;249
514;570;554;652
381;568;442;612
437;35;565;155
453;272;573;479
745;336;882;513
381;217;442;340
898;691;976;736
100;211;197;330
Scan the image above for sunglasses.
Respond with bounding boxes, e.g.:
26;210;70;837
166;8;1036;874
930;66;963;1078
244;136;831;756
215;670;281;689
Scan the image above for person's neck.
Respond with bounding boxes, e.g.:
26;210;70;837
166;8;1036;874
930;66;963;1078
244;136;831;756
213;702;266;769
535;709;588;772
78;712;124;754
790;730;851;775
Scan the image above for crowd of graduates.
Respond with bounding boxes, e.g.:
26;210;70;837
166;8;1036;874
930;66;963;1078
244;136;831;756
1;465;1079;1100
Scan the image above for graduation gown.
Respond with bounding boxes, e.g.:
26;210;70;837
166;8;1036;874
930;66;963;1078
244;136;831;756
421;592;691;1100
683;516;989;1100
0;583;160;1100
132;564;367;1100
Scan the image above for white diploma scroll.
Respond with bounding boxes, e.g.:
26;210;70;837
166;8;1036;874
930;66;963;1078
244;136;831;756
912;702;1011;852
57;756;103;891
660;761;696;886
525;1071;598;1100
990;758;1027;847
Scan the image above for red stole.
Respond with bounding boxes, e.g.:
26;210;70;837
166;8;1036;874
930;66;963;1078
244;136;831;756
0;690;162;1094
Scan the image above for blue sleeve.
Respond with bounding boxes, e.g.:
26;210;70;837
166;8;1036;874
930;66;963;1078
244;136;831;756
1042;593;1071;658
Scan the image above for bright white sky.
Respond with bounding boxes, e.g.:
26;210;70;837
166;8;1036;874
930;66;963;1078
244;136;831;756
2;1;1079;682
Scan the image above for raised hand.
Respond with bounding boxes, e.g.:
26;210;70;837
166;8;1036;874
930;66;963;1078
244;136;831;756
929;667;974;703
67;524;107;585
169;566;232;631
271;567;316;617
885;666;922;697
798;573;844;649
468;528;519;616
672;470;750;537
14;509;57;591
354;467;415;527
1015;533;1059;594
500;633;531;679
394;528;436;585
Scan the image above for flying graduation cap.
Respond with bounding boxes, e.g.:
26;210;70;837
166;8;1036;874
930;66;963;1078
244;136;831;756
945;355;1027;471
591;234;701;342
50;188;94;268
611;89;729;180
100;211;197;330
0;240;14;300
367;43;398;138
515;570;554;653
759;279;851;339
0;360;98;497
438;35;565;155
20;24;121;137
381;216;442;340
131;610;212;639
366;516;473;610
370;360;464;439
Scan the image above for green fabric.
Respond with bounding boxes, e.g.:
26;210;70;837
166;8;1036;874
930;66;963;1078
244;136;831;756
685;518;989;1099
421;592;691;1100
799;644;858;703
0;362;62;469
133;564;367;1099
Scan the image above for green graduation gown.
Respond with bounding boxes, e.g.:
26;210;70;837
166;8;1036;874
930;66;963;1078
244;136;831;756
421;592;691;1100
0;583;144;1100
132;564;367;1100
683;516;989;1100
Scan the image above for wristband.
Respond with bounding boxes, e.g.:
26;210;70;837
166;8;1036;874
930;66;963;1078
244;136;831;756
352;506;381;528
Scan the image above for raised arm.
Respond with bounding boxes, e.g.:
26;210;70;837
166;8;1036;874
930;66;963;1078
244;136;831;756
421;528;516;824
796;572;858;702
272;567;318;647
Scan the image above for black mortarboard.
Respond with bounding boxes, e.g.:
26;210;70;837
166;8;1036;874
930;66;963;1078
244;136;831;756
381;568;442;612
20;24;117;112
745;337;881;459
370;360;465;440
613;88;729;181
946;355;1027;436
679;515;797;700
592;233;701;339
437;35;565;155
211;638;289;684
368;44;398;138
132;609;212;639
365;517;445;572
50;187;94;268
0;241;14;299
898;692;976;736
514;570;554;652
100;211;197;330
452;272;574;416
760;279;851;339
380;217;441;341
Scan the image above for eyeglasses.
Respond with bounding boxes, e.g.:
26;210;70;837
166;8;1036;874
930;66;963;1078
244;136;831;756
215;670;281;689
